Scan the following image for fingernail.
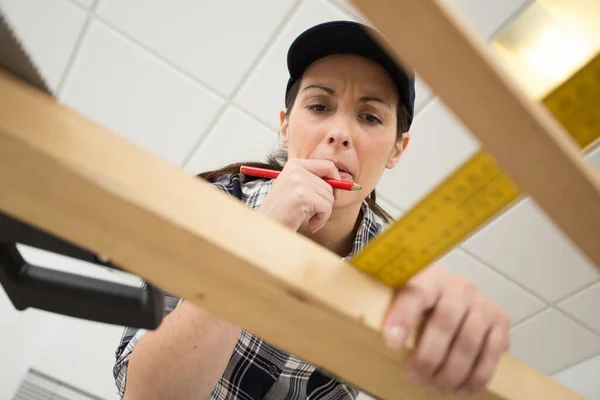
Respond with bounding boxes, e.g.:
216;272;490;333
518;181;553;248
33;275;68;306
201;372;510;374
384;323;406;349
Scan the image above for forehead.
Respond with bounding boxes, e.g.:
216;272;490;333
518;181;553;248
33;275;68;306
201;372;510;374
301;54;397;99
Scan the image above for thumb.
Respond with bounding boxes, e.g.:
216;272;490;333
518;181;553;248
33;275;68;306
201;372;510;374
383;278;441;350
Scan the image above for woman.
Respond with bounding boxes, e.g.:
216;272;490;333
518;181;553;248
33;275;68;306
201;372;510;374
114;21;510;399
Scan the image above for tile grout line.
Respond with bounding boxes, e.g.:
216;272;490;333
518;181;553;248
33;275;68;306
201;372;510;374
180;0;307;169
548;348;600;376
55;0;100;97
550;278;600;307
92;15;227;100
77;12;284;166
552;301;600;338
488;0;535;41
458;247;550;306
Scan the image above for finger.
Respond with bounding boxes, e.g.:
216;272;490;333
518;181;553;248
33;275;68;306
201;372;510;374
303;169;337;200
431;299;492;393
382;275;442;350
298;159;341;180
406;280;473;387
307;192;334;232
456;316;510;396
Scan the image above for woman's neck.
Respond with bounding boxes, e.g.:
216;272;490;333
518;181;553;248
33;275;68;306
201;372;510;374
298;202;364;257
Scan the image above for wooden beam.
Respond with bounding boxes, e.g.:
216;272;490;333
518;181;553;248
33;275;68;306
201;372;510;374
0;69;583;399
350;0;600;269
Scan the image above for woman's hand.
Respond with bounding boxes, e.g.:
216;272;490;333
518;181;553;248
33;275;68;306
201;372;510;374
382;263;510;397
257;159;341;233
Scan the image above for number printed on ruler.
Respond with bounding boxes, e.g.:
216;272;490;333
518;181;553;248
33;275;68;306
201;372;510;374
351;53;600;288
350;152;521;287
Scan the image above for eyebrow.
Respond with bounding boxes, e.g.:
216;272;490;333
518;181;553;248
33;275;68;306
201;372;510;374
302;84;392;108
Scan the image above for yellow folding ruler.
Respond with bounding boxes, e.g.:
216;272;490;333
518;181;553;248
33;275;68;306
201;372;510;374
350;52;600;287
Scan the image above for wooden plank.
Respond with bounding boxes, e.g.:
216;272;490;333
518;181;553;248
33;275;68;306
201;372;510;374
0;69;583;399
350;0;600;269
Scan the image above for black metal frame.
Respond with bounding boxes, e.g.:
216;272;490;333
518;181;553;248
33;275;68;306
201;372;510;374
0;212;164;329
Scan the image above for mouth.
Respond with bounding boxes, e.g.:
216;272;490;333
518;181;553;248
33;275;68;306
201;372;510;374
329;160;354;181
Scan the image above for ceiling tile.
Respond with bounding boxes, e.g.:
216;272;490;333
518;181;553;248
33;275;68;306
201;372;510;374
96;0;297;97
1;0;86;91
374;196;403;221
59;21;224;166
463;198;599;302
442;0;533;40
552;352;600;400
234;0;358;131
440;249;545;325
376;98;480;210
509;308;600;374
558;281;600;335
183;106;279;174
413;76;434;113
70;0;94;8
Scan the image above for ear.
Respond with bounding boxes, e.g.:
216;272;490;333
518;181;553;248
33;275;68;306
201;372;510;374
279;108;289;148
386;132;410;169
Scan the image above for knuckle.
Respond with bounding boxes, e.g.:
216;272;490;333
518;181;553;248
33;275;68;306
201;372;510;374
456;331;480;355
457;276;476;293
291;172;304;185
499;309;511;328
293;186;306;200
412;352;437;375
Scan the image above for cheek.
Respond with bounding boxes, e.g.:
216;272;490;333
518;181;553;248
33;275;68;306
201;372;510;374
287;117;325;157
358;135;396;171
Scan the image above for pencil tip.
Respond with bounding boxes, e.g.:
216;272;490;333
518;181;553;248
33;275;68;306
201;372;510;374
352;183;362;191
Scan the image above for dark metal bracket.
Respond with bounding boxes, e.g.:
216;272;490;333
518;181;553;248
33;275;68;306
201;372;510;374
0;212;164;329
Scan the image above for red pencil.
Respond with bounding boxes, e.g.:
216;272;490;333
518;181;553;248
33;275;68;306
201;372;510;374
240;165;362;191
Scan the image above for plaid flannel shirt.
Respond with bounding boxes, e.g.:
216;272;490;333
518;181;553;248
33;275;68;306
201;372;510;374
113;173;385;400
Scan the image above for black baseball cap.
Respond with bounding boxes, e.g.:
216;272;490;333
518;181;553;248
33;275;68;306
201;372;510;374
286;20;416;129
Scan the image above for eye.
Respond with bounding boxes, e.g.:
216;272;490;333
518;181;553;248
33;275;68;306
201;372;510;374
361;113;383;125
307;104;329;112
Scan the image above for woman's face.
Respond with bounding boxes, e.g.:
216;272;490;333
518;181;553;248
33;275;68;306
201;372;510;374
279;54;409;210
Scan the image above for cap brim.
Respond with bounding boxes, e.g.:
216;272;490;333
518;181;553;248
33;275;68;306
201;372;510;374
286;21;415;121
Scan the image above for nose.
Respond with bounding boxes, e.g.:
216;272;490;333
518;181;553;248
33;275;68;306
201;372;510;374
326;128;352;148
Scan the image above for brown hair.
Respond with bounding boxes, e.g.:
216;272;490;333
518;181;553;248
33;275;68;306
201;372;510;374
196;78;411;224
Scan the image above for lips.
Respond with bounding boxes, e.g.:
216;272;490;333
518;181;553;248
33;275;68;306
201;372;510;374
337;170;353;181
329;160;354;181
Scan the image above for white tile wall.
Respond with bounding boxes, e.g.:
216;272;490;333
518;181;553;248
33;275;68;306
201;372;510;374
376;98;480;209
509;309;600;374
3;0;600;397
69;0;94;9
443;0;534;40
96;0;298;97
60;20;224;166
1;0;87;90
235;0;357;131
184;106;279;174
558;282;600;335
463;145;600;303
440;249;545;325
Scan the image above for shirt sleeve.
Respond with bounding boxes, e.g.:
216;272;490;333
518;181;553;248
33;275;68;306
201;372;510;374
112;282;183;398
112;174;243;398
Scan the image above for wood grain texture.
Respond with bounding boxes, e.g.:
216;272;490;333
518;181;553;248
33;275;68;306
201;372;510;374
350;0;600;270
0;66;582;399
